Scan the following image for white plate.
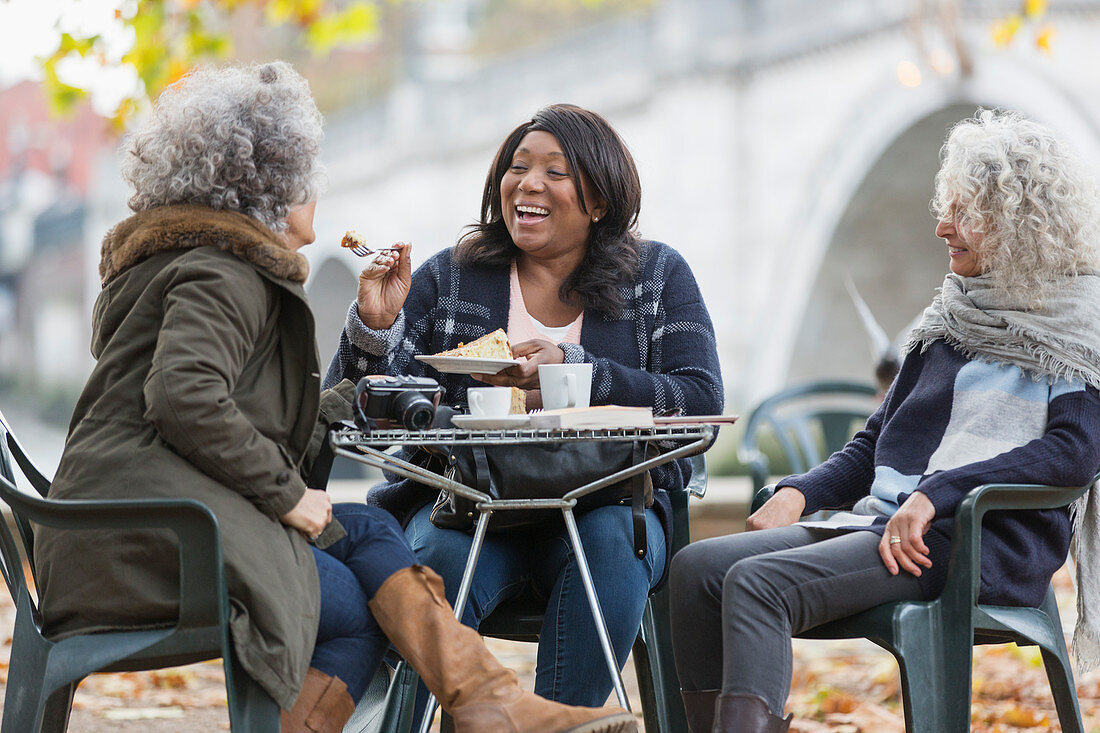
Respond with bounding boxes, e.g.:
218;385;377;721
451;414;531;430
415;355;520;375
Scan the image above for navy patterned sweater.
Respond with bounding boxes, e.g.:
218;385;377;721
324;241;724;581
779;340;1100;606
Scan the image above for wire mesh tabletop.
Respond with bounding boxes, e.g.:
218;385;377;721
330;422;716;448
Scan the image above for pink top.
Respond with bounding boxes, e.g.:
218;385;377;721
507;260;583;346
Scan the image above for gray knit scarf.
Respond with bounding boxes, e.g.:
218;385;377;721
907;271;1100;673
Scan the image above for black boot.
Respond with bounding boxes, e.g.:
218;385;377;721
712;692;791;733
681;689;719;733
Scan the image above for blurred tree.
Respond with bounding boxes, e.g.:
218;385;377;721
39;0;632;131
991;0;1054;53
41;0;384;130
903;0;1056;86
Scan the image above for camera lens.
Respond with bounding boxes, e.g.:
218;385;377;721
393;390;435;430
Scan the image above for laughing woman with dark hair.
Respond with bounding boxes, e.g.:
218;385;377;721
325;103;724;709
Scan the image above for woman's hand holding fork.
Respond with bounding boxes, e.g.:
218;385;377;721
356;241;412;330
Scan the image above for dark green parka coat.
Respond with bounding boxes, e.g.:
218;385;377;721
33;205;327;709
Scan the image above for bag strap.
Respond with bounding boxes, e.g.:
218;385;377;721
630;441;646;558
306;422;338;490
472;445;491;493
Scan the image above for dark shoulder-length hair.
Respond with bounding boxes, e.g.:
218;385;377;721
455;103;642;318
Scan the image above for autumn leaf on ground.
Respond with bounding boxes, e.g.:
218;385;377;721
825;700;905;733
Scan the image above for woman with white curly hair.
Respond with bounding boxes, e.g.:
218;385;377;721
668;108;1100;733
33;61;636;733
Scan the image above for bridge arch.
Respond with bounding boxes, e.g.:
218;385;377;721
757;60;1100;394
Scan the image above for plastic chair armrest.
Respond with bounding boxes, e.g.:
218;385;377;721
940;477;1095;611
1;477;225;630
749;483;776;514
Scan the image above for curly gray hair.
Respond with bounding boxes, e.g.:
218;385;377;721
932;109;1100;304
120;61;326;232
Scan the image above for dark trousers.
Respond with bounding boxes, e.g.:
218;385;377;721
310;503;418;700
668;526;923;715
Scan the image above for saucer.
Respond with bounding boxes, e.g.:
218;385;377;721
451;414;531;430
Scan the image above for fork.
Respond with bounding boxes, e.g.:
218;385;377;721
348;244;400;258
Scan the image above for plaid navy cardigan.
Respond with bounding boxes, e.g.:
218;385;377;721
323;241;724;579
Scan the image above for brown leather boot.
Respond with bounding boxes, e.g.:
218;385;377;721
281;668;355;733
681;689;719;733
368;565;637;733
712;692;791;733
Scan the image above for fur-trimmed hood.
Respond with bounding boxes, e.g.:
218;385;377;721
100;204;309;284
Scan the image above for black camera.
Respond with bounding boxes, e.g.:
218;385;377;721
354;375;444;431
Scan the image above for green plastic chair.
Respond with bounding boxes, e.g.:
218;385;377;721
750;480;1090;733
0;408;281;733
375;454;709;733
737;380;878;493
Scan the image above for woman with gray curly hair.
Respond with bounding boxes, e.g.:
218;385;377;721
120;62;327;231
669;109;1100;733
34;61;636;733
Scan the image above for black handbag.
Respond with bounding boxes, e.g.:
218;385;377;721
426;440;655;558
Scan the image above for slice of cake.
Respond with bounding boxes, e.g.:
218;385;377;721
509;387;526;414
435;329;513;360
340;230;369;250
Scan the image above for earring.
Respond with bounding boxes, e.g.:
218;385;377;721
593;216;600;223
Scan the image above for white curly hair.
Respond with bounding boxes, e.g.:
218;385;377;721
932;108;1100;304
120;61;326;233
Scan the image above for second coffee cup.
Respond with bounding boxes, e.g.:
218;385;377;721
538;363;593;410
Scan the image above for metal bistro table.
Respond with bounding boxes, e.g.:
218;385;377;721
330;421;714;726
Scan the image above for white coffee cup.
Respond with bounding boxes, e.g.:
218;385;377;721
538;363;593;410
467;387;513;417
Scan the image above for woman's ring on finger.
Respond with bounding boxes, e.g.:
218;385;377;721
889;535;902;545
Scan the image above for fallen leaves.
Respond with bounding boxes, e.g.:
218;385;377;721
101;707;186;720
780;565;1100;732
0;565;1098;731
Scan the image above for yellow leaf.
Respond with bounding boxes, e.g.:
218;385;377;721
265;0;299;24
166;59;189;86
303;2;379;54
991;14;1023;47
1035;24;1055;53
57;33;98;56
1024;0;1048;19
295;0;324;24
1001;705;1048;727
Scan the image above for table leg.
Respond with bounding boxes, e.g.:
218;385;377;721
418;508;493;733
562;506;632;711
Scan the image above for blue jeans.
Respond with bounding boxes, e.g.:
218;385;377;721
310;503;417;701
405;502;665;706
